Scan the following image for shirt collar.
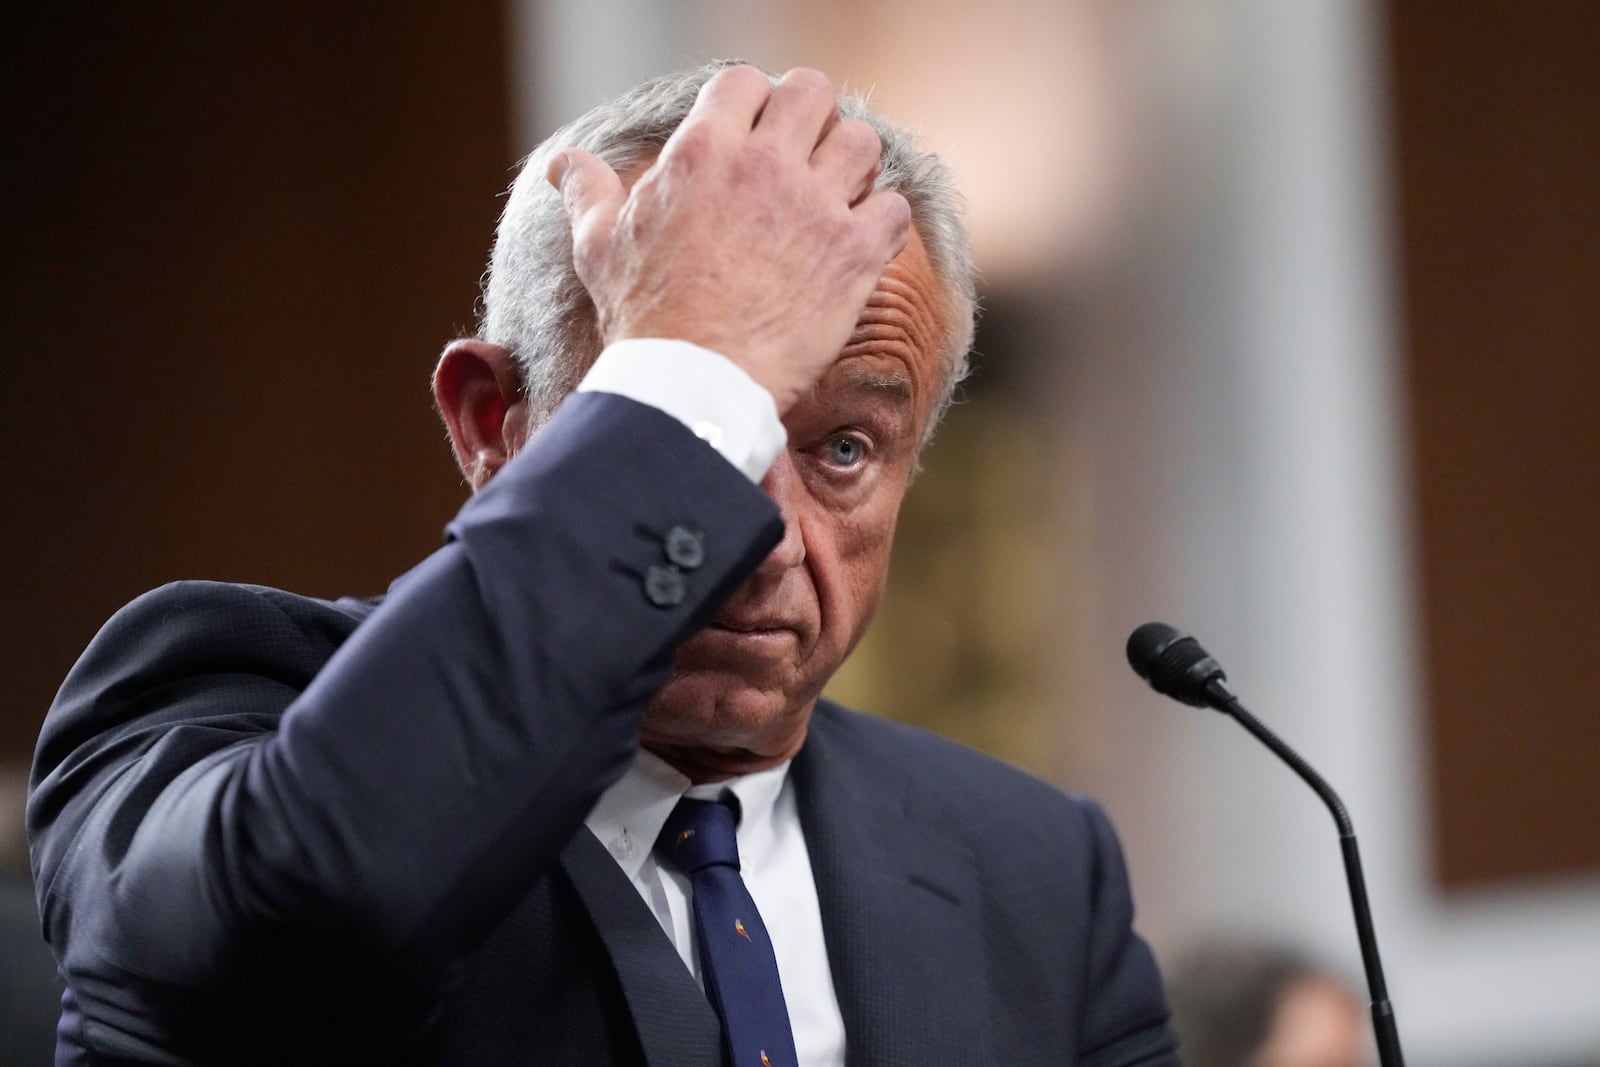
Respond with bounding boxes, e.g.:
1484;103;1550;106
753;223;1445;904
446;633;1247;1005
583;748;792;880
685;755;790;872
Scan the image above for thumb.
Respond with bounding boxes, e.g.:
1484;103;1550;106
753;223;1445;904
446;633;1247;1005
548;149;624;270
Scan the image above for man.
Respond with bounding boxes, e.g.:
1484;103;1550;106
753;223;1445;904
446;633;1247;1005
29;62;1180;1065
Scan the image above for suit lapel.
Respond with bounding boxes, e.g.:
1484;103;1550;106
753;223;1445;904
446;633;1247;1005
558;829;726;1067
793;707;996;1065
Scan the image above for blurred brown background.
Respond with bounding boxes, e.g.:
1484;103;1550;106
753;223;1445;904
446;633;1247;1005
1387;1;1600;888
3;7;513;765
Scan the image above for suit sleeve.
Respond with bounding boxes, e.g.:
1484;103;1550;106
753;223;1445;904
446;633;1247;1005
27;392;784;1062
1074;797;1184;1067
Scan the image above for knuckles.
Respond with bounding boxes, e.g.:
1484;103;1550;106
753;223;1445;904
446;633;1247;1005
660;120;714;175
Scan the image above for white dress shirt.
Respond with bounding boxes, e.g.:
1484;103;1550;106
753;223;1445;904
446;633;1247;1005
577;337;787;484
578;338;844;1064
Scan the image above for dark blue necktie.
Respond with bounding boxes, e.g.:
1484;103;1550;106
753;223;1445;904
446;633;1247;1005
657;796;799;1067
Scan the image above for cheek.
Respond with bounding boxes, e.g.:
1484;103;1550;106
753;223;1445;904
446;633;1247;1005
812;496;903;639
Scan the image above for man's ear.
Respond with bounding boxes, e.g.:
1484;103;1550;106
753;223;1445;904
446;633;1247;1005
432;339;531;490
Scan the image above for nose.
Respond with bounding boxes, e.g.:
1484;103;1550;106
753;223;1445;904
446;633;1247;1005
754;450;806;576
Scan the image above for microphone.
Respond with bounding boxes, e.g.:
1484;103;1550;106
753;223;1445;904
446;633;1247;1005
1124;621;1231;707
1126;622;1405;1067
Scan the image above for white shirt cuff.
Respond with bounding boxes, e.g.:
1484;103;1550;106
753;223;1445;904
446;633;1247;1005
576;339;786;483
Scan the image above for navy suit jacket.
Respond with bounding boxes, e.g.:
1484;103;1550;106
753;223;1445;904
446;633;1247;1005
29;392;1179;1065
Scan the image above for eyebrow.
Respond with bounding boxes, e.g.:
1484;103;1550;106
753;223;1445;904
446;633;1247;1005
832;368;913;403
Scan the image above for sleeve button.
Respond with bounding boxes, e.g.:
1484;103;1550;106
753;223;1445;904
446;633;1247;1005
644;564;687;608
663;525;706;571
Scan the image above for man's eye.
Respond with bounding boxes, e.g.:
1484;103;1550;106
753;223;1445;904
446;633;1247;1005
824;434;868;467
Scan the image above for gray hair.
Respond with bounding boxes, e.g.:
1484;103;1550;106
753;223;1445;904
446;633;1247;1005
478;60;977;440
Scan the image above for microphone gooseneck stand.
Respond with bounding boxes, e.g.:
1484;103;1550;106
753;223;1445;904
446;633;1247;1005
1202;677;1404;1067
1125;622;1405;1067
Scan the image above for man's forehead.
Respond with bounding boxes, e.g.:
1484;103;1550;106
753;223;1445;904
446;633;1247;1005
835;229;947;409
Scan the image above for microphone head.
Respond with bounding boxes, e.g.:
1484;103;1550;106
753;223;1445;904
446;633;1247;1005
1126;622;1229;708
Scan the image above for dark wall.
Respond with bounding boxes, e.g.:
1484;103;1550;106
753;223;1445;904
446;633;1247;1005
1;9;514;762
1387;2;1600;886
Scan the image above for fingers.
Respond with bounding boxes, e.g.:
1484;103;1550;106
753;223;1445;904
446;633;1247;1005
851;188;913;264
684;64;773;134
547;148;625;278
812;99;842;153
810;116;883;205
686;65;843;155
763;68;882;204
674;65;879;202
753;68;839;151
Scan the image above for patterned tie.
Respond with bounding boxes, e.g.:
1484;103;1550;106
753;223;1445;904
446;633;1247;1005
656;796;799;1067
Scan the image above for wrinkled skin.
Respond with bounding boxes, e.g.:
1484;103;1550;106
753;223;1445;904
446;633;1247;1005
434;65;950;781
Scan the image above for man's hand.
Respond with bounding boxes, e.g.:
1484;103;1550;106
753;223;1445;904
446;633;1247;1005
548;65;912;415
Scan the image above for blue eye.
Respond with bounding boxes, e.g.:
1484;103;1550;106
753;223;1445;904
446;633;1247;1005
825;434;867;467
